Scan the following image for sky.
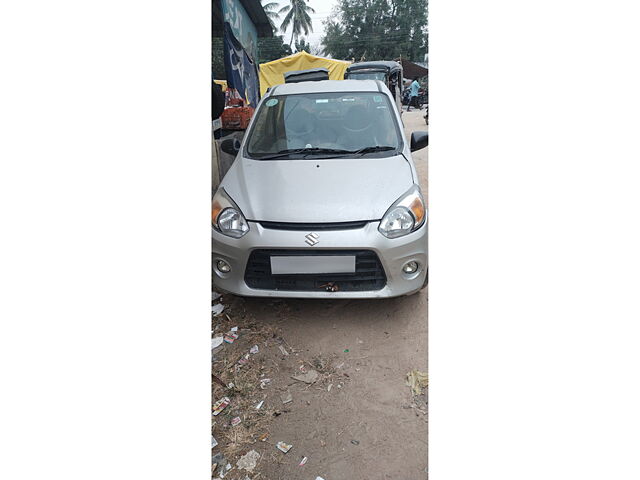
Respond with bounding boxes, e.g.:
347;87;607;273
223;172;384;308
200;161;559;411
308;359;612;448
272;0;338;52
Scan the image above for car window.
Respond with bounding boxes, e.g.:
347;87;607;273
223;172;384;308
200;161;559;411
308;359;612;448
347;72;386;81
246;92;402;159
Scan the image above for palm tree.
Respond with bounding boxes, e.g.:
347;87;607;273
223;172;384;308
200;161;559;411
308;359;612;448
261;1;281;34
278;0;315;47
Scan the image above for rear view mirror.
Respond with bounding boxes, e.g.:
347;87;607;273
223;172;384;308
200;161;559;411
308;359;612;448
220;138;241;156
410;131;428;152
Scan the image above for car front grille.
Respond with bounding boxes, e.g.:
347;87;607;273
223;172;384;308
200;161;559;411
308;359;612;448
244;249;387;292
258;221;370;231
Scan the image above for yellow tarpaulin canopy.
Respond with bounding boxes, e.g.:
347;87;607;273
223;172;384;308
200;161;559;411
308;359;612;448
259;51;350;96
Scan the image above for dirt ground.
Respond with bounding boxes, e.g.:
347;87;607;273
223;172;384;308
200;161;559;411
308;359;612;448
212;109;428;480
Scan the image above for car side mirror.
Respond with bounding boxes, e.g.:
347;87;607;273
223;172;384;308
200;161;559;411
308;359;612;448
410;131;429;152
220;138;241;156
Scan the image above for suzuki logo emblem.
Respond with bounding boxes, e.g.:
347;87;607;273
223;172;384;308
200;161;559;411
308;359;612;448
305;232;319;246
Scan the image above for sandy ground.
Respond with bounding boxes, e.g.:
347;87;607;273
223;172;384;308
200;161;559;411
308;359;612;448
225;109;429;480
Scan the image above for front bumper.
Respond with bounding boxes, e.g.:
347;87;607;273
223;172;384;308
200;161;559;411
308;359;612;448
212;221;427;298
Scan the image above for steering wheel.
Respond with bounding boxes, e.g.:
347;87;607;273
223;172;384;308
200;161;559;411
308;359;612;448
343;105;372;133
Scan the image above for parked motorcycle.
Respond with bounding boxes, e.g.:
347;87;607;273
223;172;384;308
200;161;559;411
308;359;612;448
403;87;428;109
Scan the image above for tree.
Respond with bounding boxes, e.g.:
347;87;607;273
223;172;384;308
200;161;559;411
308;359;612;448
279;0;315;47
294;37;311;53
309;41;324;56
258;35;293;63
262;1;281;33
322;0;427;62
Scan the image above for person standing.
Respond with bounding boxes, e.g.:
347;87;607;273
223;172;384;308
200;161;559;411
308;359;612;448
407;76;420;112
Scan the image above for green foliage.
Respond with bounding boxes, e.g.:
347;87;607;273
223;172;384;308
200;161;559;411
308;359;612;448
258;35;293;63
279;0;315;47
262;1;281;33
213;34;292;83
212;37;225;80
322;0;428;62
294;37;311;53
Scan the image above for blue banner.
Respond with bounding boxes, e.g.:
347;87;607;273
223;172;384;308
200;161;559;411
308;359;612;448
223;22;260;107
220;0;258;62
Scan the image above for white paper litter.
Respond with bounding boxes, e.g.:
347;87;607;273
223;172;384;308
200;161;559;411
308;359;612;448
212;292;221;301
250;345;259;354
231;326;238;332
211;304;225;316
255;400;264;410
211;336;224;350
211;436;218;448
237;449;260;472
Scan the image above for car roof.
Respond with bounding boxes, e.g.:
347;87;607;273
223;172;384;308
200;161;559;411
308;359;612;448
269;79;382;96
347;61;401;72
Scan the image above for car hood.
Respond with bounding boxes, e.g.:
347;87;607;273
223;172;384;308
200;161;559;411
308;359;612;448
222;155;414;223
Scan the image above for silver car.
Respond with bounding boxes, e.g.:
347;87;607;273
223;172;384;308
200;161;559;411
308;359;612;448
212;79;428;298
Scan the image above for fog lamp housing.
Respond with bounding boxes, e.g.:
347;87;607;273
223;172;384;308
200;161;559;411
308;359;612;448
216;260;231;273
402;261;419;274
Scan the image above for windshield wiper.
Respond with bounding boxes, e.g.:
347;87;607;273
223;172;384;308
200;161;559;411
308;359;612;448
255;147;353;160
254;146;396;160
352;146;396;156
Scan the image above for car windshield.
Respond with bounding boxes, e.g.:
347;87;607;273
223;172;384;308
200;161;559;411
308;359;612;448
347;71;387;81
246;91;402;159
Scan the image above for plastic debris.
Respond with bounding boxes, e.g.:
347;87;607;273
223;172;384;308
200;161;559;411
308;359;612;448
237;353;250;365
406;370;429;395
327;384;332;392
259;378;271;389
255;400;264;410
298;364;307;373
231;416;242;426
211;436;218;448
212;453;226;474
231;326;238;332
280;391;293;404
343;349;349;353
212;291;222;301
224;332;238;344
258;432;269;442
211;304;225;316
227;382;234;389
278;345;289;356
212;397;230;416
316;477;326;480
292;369;319;384
211;336;224;350
276;441;292;453
299;456;308;466
250;345;259;354
351;439;360;445
226;463;232;470
236;449;260;472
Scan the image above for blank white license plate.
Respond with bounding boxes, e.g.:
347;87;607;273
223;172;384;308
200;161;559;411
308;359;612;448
270;256;356;275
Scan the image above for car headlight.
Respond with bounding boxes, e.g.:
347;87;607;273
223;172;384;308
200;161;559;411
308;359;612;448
378;185;427;238
212;188;249;238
